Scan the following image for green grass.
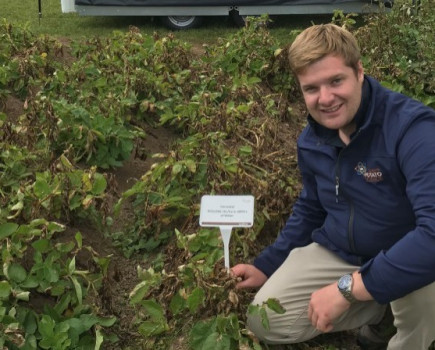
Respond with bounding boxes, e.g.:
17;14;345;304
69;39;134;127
0;0;336;44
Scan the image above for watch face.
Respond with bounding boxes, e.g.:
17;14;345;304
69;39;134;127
338;274;352;289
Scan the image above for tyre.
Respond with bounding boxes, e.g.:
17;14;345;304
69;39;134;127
161;16;203;30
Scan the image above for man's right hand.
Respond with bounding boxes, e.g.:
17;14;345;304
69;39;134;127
231;264;268;289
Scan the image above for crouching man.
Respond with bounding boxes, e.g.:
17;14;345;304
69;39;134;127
232;24;435;349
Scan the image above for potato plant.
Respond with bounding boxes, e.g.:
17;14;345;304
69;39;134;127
356;0;435;107
1;1;434;348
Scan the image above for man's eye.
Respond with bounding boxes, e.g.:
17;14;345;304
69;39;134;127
331;78;342;85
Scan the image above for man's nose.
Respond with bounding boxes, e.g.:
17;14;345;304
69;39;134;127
319;86;334;105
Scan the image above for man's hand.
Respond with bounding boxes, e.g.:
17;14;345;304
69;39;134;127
308;282;350;333
231;264;268;289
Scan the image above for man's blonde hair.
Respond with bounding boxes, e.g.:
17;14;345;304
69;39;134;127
288;24;361;75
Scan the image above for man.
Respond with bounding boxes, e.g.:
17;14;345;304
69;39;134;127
232;24;435;349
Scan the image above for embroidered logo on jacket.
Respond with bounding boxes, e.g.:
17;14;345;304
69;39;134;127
355;162;384;183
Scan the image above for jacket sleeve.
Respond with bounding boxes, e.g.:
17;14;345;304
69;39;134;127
360;104;435;304
253;132;327;277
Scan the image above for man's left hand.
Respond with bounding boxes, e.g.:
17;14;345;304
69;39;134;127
308;282;350;333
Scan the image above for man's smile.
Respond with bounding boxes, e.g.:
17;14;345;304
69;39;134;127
321;103;343;114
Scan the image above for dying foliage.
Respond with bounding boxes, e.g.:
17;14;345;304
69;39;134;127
1;4;434;348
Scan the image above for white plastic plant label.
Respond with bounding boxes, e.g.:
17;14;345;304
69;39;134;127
199;195;254;227
199;195;254;269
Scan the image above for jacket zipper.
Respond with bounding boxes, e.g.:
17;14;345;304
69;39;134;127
335;151;357;253
348;201;356;253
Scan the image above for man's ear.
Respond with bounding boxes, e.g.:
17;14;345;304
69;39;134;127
357;60;364;81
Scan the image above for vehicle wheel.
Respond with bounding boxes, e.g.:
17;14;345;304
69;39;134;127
161;16;203;30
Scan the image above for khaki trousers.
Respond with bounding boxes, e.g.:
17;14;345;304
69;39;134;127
247;243;435;349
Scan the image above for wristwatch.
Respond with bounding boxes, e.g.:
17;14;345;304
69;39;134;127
338;273;357;303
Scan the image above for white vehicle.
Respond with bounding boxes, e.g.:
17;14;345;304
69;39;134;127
64;0;393;30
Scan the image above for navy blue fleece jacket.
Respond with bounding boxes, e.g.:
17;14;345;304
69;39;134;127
254;76;435;304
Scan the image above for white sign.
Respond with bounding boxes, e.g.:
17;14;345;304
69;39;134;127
199;195;254;227
199;195;254;270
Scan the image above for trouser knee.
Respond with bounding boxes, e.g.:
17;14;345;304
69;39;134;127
246;306;288;344
246;310;271;343
390;281;435;347
246;302;309;344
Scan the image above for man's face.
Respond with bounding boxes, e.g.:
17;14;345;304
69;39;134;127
297;55;364;136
